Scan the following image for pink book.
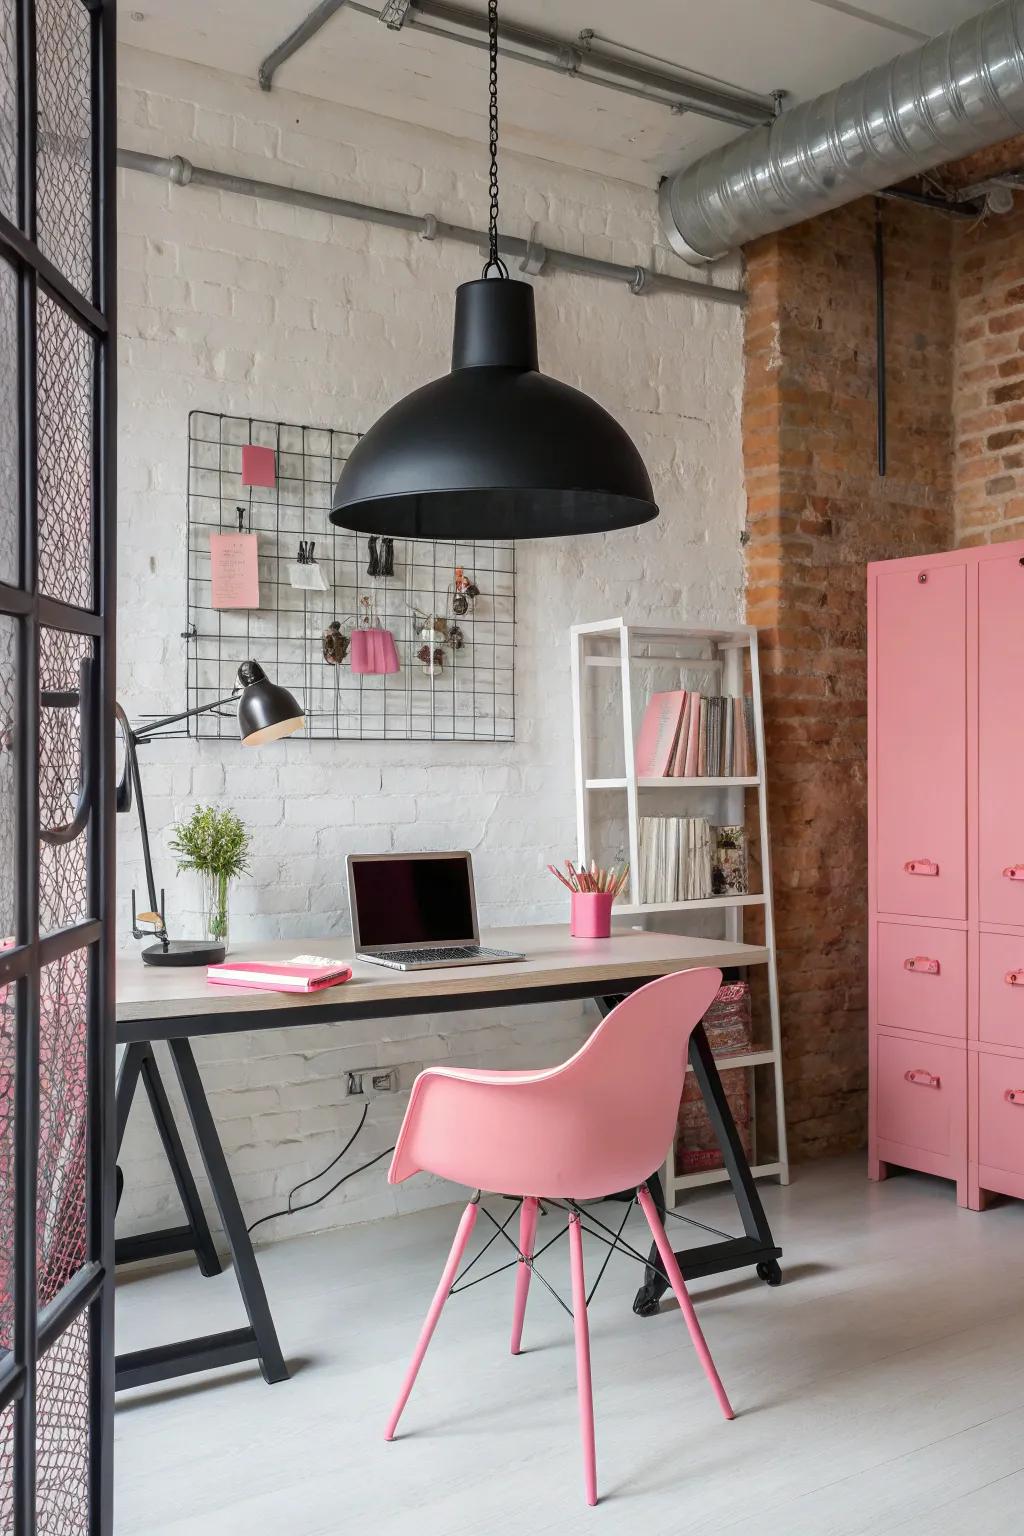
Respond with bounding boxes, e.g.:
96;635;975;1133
669;694;692;776
207;958;353;993
635;690;687;778
683;692;701;777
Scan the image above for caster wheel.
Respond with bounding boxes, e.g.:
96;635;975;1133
756;1260;783;1287
632;1286;662;1317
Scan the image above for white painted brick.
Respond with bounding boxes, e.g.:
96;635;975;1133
114;43;745;1250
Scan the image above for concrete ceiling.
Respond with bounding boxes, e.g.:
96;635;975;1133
121;0;994;186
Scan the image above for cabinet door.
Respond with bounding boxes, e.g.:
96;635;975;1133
874;563;967;919
876;922;967;1039
979;555;1024;925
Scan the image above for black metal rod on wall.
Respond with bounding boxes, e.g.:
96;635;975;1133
875;197;887;479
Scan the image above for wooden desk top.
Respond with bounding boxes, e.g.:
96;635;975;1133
116;924;769;1035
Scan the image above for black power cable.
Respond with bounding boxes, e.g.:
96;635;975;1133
246;1102;395;1236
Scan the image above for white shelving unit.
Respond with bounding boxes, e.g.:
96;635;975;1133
569;618;789;1202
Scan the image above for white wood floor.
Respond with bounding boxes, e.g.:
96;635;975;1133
114;1157;1024;1535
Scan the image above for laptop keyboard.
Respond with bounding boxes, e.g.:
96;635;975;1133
362;945;518;967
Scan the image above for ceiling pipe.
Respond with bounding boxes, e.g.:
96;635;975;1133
117;149;745;307
659;0;1024;263
257;0;778;131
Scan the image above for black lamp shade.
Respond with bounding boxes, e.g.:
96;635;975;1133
330;279;658;540
236;661;304;746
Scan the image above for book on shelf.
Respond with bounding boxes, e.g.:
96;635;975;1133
639;819;749;905
636;688;755;778
634;690;687;777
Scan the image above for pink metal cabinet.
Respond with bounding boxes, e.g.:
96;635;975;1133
873;563;967;921
876;922;966;1040
978;555;1024;926
979;932;1024;1050
870;540;1024;1211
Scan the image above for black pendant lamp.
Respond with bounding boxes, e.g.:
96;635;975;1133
330;0;657;541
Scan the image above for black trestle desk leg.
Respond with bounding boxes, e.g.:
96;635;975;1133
167;1038;289;1384
594;1000;783;1316
114;1040;222;1277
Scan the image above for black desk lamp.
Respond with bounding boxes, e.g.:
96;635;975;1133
118;660;303;966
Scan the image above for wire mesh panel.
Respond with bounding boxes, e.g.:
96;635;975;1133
38;628;91;935
186;412;516;742
36;291;94;608
34;1310;90;1531
0;257;17;587
35;0;92;298
0;0;15;224
36;950;88;1306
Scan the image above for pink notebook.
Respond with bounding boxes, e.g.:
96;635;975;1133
634;690;687;778
207;958;353;993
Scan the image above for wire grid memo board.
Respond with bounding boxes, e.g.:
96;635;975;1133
185;412;516;741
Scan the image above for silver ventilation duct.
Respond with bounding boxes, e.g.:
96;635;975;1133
659;0;1024;263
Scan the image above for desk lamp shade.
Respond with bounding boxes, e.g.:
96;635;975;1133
330;279;657;540
237;660;304;746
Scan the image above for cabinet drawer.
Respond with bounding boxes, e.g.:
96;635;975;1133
876;923;966;1039
979;932;1024;1049
977;1052;1024;1179
875;1034;965;1158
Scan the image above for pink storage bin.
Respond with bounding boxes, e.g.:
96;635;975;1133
350;627;400;675
570;891;613;938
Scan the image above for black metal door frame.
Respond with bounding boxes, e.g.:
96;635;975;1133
0;0;116;1530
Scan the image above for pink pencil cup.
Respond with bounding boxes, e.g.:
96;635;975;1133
350;627;400;675
570;891;614;939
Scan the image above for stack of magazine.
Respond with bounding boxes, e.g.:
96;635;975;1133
639;818;748;904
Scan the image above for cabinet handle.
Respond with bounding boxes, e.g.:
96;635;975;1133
1006;1090;1024;1105
904;859;938;876
904;1069;940;1089
904;956;940;974
1005;971;1024;987
1003;865;1024;882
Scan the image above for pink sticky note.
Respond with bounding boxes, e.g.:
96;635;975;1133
241;444;276;488
210;532;260;609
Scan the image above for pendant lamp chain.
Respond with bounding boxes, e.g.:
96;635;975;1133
482;0;509;279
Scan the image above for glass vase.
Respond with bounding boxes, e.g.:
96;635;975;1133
200;870;231;951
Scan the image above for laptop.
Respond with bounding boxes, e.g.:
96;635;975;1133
347;851;525;971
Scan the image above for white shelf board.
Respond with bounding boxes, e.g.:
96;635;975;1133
668;1160;783;1195
584;776;760;789
684;1048;776;1074
585;654;726;669
615;894;767;916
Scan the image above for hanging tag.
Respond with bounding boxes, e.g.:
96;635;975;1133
210;509;259;608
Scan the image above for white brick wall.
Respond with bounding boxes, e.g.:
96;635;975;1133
115;44;746;1246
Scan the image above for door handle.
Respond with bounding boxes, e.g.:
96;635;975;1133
1006;1089;1024;1105
1005;971;1024;987
904;956;940;974
904;1069;940;1089
1003;866;1024;882
904;859;938;876
39;656;95;847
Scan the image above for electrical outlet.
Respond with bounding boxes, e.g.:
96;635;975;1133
346;1068;398;1096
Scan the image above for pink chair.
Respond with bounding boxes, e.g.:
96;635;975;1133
385;967;733;1506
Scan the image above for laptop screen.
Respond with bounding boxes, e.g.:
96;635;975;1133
351;855;476;948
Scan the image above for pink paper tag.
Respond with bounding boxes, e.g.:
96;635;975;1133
241;444;276;488
210;532;260;609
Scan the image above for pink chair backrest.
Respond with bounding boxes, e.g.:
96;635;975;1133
391;967;723;1199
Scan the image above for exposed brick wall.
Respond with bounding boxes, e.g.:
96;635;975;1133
953;193;1024;546
743;200;954;1161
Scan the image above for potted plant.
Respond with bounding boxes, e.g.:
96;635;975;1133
168;805;251;952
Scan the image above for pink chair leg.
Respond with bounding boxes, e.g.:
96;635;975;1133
568;1211;598;1506
637;1185;734;1422
385;1199;479;1441
510;1196;539;1355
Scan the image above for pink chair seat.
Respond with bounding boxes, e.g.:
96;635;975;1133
383;967;735;1505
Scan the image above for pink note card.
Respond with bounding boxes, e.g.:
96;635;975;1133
210;532;260;609
241;444;276;488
